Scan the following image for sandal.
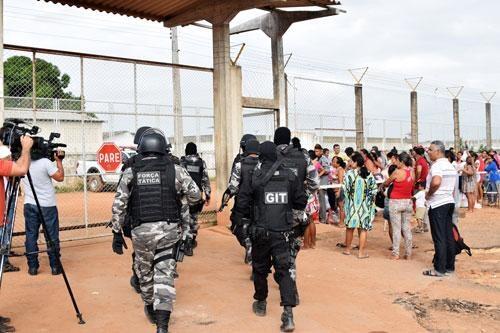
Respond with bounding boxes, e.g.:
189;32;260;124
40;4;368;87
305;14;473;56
422;269;445;277
352;245;360;250
358;254;369;259
336;243;347;248
342;251;351;256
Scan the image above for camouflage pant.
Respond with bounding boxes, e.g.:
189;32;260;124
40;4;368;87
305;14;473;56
189;202;204;237
132;221;181;312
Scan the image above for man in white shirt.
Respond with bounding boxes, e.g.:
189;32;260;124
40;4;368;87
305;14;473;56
22;150;64;276
423;140;457;277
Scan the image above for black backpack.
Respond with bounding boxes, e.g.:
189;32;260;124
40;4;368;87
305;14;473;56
452;225;472;256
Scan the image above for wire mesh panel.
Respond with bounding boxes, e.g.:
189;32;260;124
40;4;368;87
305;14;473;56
3;46;216;248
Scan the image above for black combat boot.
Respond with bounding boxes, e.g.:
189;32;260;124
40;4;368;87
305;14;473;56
192;236;198;249
130;274;141;294
144;304;155;324
155;310;171;333
252;300;267;317
280;306;295;332
184;238;194;257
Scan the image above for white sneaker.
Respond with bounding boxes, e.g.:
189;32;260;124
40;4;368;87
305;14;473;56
474;203;482;209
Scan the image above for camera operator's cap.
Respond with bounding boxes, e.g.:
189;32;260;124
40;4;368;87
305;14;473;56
0;145;11;159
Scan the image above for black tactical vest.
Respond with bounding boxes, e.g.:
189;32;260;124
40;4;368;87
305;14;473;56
181;155;204;190
277;145;307;184
253;166;294;232
234;155;259;210
240;155;259;184
129;154;180;225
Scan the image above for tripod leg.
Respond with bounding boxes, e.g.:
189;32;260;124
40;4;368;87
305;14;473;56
0;177;21;287
26;172;85;324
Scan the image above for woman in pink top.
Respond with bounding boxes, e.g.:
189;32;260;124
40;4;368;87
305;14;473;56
383;152;415;260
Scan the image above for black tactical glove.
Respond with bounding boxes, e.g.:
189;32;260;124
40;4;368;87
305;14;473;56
112;231;128;255
292;224;308;238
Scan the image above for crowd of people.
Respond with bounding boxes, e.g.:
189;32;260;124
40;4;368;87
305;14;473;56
302;141;500;264
1;122;498;332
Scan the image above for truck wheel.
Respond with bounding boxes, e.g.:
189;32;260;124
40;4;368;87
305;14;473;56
88;175;104;192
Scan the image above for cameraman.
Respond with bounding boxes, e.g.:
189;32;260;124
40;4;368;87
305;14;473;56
0;134;33;272
22;148;64;276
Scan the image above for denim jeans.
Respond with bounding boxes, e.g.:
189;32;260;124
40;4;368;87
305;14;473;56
428;203;455;274
24;204;60;269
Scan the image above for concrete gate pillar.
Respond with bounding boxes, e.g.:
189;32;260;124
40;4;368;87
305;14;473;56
354;84;364;149
212;22;242;225
271;35;287;127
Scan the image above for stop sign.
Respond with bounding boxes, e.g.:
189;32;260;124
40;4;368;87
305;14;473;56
97;142;122;173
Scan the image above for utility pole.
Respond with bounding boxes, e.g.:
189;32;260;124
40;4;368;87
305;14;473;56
171;27;183;155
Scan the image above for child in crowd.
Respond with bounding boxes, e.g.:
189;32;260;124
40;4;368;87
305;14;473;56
413;181;429;233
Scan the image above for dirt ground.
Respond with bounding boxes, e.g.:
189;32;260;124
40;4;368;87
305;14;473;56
1;206;499;333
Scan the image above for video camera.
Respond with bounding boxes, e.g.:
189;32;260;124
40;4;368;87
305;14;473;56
1;119;67;161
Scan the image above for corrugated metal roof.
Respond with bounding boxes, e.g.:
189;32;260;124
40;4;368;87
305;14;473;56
42;0;202;22
41;1;340;24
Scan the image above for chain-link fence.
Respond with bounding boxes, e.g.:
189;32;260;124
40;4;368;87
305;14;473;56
4;45;499;247
3;45;216;247
286;73;500;151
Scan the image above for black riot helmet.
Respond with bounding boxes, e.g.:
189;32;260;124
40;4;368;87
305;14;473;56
134;126;152;145
240;134;257;151
137;128;168;155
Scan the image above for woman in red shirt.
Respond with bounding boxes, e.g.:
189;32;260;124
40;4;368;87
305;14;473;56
383;152;415;260
413;147;429;188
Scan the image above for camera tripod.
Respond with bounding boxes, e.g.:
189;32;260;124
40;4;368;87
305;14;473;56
0;172;85;325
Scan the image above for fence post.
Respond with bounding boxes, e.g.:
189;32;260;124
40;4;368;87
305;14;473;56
405;77;422;146
452;98;460;149
355;83;364;149
382;119;387;150
171;27;184;155
485;102;491;148
399;121;404;147
80;56;89;233
480;92;496;148
446;86;463;149
32;51;37;124
342;116;346;147
133;62;138;130
410;91;418;145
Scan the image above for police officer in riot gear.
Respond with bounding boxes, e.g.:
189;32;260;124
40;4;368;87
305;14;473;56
274;127;319;305
180;142;211;256
231;133;257;172
111;128;201;333
119;126;153;294
233;141;307;332
229;139;260;264
219;134;258;212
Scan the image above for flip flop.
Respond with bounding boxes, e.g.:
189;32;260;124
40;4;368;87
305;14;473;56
342;251;351;256
336;243;347;248
358;254;369;259
422;269;445;277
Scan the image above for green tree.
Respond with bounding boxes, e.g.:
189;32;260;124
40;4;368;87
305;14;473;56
3;55;78;108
